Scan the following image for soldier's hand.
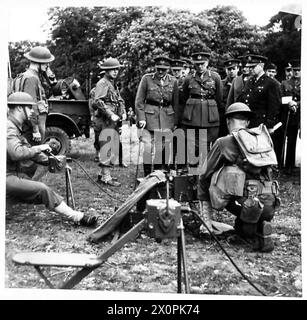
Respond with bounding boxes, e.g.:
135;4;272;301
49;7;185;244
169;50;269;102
288;100;298;113
122;113;127;121
111;114;120;122
39;144;53;154
32;132;42;142
138;120;146;129
37;100;49;114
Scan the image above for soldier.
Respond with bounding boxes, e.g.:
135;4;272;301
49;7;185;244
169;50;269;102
93;58;127;186
181;51;223;168
284;62;294;80
237;54;281;130
265;62;279;81
220;58;240;137
198;103;279;252
12;46;57;144
135;56;179;176
280;59;301;174
226;55;252;107
6;92;97;227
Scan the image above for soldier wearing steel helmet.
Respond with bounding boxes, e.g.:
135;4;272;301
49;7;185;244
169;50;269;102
6;92;98;227
198;102;279;252
12;46;57;145
93;57;127;186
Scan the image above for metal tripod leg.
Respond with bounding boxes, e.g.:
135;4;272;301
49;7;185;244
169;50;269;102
65;165;75;209
177;219;190;294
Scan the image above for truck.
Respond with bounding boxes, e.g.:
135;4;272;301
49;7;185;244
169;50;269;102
43;77;91;155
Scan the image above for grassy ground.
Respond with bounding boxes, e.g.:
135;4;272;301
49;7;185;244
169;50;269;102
5;125;302;297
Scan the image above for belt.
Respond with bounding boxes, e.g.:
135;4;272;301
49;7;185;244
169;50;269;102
190;93;214;99
146;99;171;107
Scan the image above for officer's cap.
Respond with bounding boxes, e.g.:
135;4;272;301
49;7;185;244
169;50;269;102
225;102;253;119
245;54;268;67
224;58;240;69
284;62;293;71
180;57;192;68
154;56;171;69
191;52;211;64
7;92;37;108
171;59;185;70
265;62;277;71
289;59;301;70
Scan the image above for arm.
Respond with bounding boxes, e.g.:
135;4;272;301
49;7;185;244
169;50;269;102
7;124;49;162
95;80;117;119
172;79;179;126
214;73;223;111
266;81;282;128
135;75;147;123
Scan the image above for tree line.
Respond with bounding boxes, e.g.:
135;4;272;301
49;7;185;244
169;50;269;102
8;6;301;98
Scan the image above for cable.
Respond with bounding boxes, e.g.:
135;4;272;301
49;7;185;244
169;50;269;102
183;207;267;296
70;158;124;205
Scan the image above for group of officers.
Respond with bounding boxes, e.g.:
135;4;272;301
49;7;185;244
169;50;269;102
6;45;301;253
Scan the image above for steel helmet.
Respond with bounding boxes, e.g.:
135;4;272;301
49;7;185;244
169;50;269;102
24;46;55;63
225;102;253;118
7;92;36;107
99;58;122;70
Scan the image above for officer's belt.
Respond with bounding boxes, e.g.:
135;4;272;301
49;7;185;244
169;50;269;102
189;93;214;100
145;99;171;107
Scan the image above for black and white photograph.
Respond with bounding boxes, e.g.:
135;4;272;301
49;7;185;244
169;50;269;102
1;0;303;301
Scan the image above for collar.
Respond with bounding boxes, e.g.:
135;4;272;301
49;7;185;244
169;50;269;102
8;115;23;133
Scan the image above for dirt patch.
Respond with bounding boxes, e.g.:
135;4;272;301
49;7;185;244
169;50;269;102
5;126;302;297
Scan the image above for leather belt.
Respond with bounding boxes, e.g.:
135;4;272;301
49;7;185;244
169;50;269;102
190;93;214;99
146;99;170;107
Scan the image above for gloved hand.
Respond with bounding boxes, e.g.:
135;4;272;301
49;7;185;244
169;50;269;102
32;131;42;142
199;200;214;234
138;120;146;129
111;114;120;122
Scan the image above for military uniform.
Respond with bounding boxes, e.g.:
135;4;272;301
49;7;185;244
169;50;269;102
6;116;63;209
94;76;126;166
238;74;281;128
198;103;279;252
12;68;49;143
280;75;300;170
181;54;223;167
135;62;179;175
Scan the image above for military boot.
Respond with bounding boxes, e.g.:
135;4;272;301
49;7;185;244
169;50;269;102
255;221;274;253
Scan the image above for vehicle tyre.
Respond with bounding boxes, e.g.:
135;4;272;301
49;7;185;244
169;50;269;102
44;126;71;155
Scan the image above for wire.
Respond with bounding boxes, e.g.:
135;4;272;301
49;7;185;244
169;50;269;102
185;208;267;296
70;158;124;205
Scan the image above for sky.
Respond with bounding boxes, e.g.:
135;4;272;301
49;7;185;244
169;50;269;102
4;0;303;43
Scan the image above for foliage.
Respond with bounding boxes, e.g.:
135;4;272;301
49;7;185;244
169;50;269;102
8;6;301;96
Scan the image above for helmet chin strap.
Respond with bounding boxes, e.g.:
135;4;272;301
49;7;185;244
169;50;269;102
21;106;29;121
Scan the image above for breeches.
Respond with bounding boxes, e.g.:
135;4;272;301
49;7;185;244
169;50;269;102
6;175;63;210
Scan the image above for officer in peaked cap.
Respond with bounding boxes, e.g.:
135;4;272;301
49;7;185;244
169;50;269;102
265;62;278;80
135;54;179;176
180;51;223;169
220;58;240;136
237;54;281;131
280;59;301;173
226;55;253;107
180;57;193;77
284;62;294;80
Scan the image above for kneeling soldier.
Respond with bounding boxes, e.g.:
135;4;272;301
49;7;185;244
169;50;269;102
198;103;280;252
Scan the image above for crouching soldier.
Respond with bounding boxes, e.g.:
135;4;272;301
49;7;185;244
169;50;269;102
6;92;98;227
198;103;280;252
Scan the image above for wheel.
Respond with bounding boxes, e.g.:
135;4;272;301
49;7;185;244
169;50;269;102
44;126;71;155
